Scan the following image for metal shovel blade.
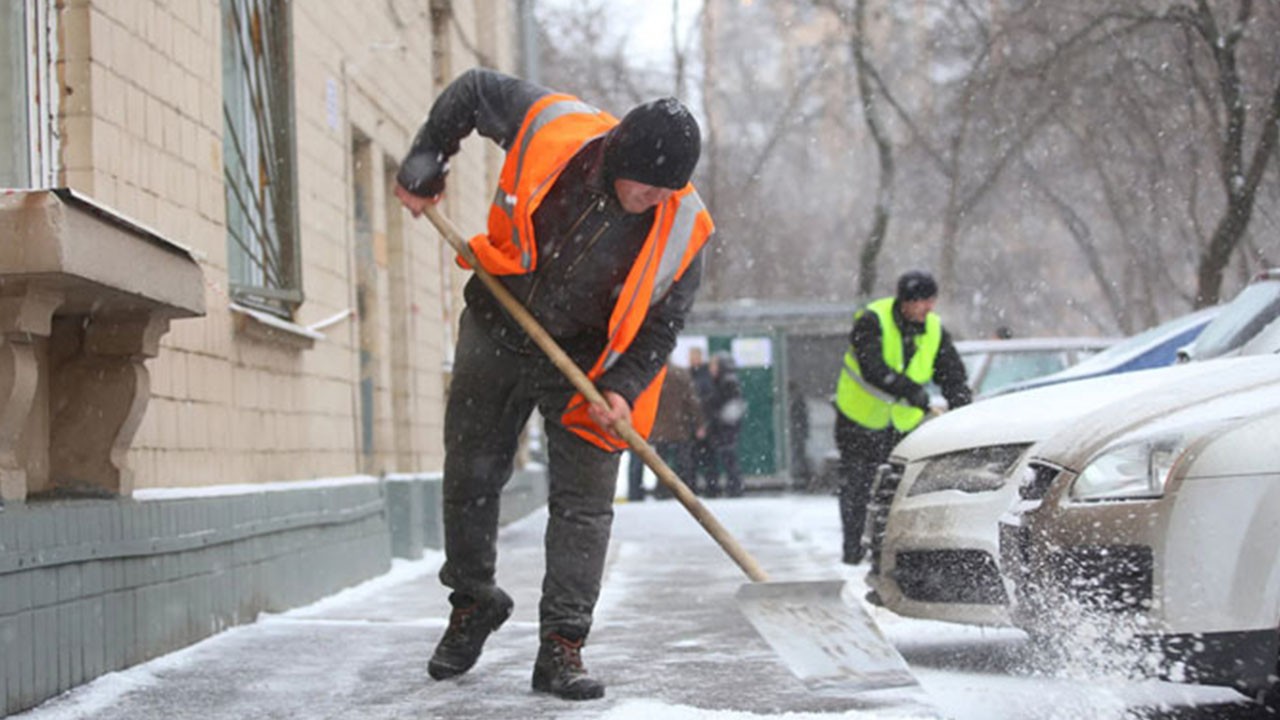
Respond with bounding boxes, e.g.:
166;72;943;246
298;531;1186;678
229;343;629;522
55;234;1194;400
736;580;917;695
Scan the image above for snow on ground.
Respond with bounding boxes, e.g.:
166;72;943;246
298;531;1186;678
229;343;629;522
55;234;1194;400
12;495;1254;720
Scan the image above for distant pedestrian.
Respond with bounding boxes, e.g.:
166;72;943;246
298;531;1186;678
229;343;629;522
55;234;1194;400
687;346;715;495
630;358;704;500
787;381;813;490
832;271;971;565
704;351;747;498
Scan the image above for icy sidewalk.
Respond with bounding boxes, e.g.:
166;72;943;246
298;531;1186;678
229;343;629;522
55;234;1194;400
11;496;1245;720
12;496;937;720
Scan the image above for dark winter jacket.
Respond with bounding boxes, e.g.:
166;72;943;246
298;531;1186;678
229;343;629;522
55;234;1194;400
405;68;704;406
690;361;714;410
849;302;972;410
705;353;746;448
649;365;703;443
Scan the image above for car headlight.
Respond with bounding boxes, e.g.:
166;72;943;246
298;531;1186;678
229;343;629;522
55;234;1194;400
1070;436;1186;501
907;444;1030;497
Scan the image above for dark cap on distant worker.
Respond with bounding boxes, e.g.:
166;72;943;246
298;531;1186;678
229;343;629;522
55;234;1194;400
897;270;939;302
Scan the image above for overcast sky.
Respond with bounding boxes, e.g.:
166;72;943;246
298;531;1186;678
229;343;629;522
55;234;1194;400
538;0;704;72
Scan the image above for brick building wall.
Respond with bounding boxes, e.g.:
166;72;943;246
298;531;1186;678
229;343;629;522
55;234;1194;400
0;2;527;714
52;0;515;490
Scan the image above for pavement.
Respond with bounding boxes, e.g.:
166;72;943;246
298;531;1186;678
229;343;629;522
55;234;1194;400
14;494;942;720
12;493;1263;720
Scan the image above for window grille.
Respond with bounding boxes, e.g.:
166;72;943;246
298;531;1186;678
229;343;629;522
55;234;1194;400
0;2;29;187
221;0;301;315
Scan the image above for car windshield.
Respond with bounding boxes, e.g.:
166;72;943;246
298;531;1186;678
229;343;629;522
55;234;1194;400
978;351;1070;394
1187;280;1280;360
1064;307;1216;374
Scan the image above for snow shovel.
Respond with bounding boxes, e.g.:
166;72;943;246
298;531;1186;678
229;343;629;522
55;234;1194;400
419;203;916;695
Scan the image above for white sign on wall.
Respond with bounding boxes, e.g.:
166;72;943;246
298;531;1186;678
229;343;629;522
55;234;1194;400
672;336;709;367
732;337;772;368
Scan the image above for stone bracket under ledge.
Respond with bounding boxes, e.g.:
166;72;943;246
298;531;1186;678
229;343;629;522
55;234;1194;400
0;188;205;503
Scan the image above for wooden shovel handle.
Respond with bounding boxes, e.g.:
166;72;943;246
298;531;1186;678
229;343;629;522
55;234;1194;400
423;204;770;583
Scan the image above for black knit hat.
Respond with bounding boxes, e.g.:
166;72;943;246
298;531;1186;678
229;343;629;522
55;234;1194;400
604;98;701;190
897;270;939;301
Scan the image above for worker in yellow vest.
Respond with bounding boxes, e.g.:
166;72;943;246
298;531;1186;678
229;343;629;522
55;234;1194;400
833;271;971;565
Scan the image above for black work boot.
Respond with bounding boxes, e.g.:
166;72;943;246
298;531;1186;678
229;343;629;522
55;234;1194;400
531;631;605;700
428;588;514;680
842;545;865;565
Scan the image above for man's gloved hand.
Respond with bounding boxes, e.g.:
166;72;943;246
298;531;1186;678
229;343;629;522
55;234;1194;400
907;386;931;411
396;147;449;199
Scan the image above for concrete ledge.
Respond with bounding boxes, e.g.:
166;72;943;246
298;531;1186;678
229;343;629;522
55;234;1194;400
0;189;206;502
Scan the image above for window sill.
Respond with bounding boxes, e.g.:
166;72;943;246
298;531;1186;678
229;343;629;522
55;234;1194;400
230;302;323;350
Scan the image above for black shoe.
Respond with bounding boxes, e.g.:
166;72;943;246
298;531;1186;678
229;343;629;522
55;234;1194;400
428;588;514;680
842;547;865;565
531;632;605;700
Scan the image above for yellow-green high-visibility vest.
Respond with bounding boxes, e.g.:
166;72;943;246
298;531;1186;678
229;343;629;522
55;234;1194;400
835;296;942;432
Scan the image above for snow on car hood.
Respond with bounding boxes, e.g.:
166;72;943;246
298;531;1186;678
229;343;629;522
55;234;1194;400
892;355;1280;462
1034;357;1280;469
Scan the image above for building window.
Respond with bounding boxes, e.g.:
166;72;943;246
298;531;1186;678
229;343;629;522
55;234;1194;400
1;2;31;187
221;0;301;316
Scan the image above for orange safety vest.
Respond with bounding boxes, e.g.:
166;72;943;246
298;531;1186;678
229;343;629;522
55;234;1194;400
462;93;714;451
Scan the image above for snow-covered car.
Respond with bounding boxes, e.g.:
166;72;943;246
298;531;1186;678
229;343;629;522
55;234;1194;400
1000;376;1280;704
1177;268;1280;362
866;273;1280;627
865;356;1280;627
814;335;1116;491
990;305;1220;397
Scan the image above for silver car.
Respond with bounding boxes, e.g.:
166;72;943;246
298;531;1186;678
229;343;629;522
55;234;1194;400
867;270;1280;627
1001;371;1280;706
867;356;1280;627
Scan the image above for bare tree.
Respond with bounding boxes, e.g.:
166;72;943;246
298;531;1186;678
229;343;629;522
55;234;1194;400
813;0;896;298
1012;0;1280;316
697;0;858;302
536;0;664;109
533;0;1280;335
1164;1;1280;306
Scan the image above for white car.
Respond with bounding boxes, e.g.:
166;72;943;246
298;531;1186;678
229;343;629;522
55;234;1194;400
952;336;1117;398
866;356;1280;626
1177;268;1280;362
1001;377;1280;704
867;271;1280;626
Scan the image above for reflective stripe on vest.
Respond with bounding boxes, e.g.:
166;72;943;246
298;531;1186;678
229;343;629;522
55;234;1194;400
599;192;709;374
463;92;714;451
562;185;713;450
464;94;617;276
834;297;942;432
503;98;603;269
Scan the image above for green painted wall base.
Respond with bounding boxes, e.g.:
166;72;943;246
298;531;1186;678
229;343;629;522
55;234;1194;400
0;468;548;716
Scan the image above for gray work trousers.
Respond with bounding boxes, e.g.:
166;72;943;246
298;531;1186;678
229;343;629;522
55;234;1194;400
440;308;619;641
